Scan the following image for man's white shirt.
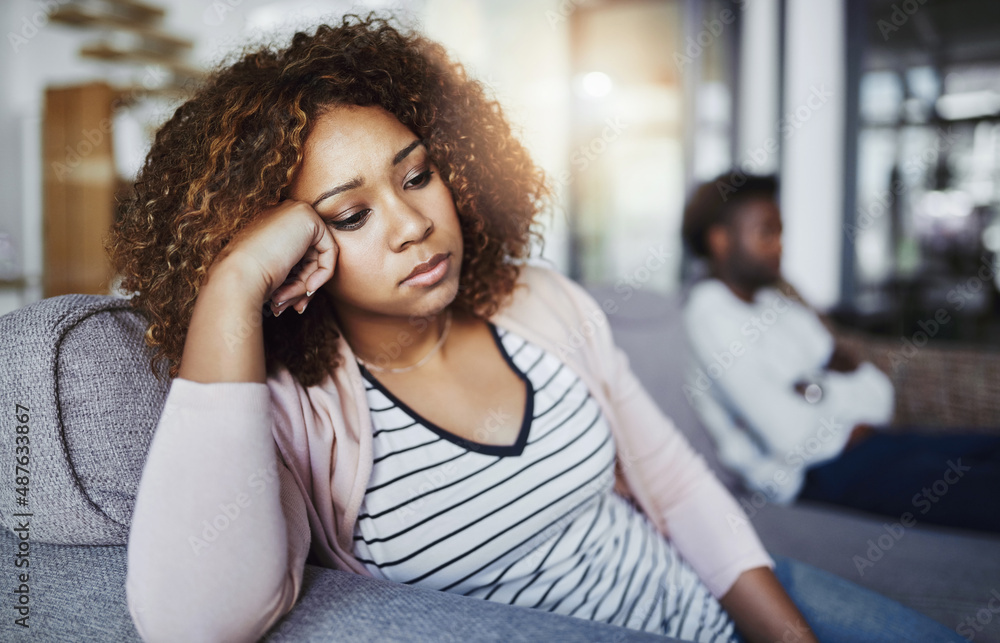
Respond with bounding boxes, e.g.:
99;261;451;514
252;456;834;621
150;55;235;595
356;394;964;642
682;278;895;503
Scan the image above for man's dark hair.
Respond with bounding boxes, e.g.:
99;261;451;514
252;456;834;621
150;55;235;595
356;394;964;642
681;172;779;258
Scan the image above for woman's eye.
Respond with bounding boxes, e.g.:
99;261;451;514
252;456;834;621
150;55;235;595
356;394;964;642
331;209;371;231
405;170;434;189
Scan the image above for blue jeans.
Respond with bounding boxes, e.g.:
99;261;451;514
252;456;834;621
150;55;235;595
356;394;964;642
799;433;1000;533
730;554;965;642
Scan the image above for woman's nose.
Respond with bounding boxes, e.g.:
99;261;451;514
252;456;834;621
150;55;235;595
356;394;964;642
390;196;433;251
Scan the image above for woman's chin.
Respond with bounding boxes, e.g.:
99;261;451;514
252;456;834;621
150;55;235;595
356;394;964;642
406;283;460;319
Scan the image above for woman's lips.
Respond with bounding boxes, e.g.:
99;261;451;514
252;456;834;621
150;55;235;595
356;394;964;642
401;253;450;286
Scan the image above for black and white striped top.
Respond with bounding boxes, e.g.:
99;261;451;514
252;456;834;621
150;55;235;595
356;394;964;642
352;322;738;641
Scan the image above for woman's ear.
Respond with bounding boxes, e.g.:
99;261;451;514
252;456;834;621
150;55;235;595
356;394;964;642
706;224;730;263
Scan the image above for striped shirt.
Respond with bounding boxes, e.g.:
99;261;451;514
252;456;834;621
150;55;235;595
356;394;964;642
352;322;738;641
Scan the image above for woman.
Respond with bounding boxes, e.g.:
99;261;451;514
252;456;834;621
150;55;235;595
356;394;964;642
111;14;963;643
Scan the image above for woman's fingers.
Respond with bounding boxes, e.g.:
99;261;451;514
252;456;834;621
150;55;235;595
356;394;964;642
270;252;316;303
305;217;338;294
268;216;338;317
291;296;311;314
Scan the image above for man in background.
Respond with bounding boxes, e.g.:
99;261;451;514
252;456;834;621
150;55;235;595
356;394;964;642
679;171;999;533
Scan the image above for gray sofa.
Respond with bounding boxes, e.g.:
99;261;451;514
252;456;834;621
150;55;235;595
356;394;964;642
0;288;997;642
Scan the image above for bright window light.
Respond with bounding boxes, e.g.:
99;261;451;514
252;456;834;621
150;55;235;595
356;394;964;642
580;71;613;98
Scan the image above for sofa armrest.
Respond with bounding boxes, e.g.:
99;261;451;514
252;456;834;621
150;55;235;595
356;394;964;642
0;527;671;642
275;564;674;642
831;327;1000;429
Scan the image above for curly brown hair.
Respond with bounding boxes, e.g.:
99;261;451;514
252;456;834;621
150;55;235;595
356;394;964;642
107;13;551;387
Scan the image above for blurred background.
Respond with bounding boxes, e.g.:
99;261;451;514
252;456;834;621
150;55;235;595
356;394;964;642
1;0;999;346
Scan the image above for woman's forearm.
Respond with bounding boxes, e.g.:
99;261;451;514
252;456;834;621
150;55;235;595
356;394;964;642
718;567;818;643
130;260;302;641
178;258;268;384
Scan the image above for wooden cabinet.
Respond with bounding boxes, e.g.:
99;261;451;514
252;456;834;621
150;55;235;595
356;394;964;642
42;82;118;298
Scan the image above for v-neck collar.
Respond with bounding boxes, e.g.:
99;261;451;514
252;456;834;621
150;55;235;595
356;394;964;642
357;321;535;457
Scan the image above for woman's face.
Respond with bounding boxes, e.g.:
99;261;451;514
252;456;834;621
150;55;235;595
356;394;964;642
288;105;463;321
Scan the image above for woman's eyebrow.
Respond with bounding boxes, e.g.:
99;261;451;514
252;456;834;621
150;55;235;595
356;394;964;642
393;139;425;165
312;176;364;208
311;140;425;209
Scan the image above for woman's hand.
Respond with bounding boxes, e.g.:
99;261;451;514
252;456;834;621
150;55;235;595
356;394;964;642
212;199;339;316
179;199;337;384
719;567;818;643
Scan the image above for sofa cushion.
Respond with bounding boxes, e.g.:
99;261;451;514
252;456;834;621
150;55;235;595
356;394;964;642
0;295;169;544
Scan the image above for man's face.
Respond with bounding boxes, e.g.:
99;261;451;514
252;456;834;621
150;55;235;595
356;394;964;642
722;197;783;288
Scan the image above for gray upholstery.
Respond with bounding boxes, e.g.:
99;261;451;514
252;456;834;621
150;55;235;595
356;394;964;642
0;295;169;544
1;289;998;642
0;528;669;642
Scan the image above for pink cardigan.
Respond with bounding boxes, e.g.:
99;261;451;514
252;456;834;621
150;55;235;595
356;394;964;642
126;262;773;642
